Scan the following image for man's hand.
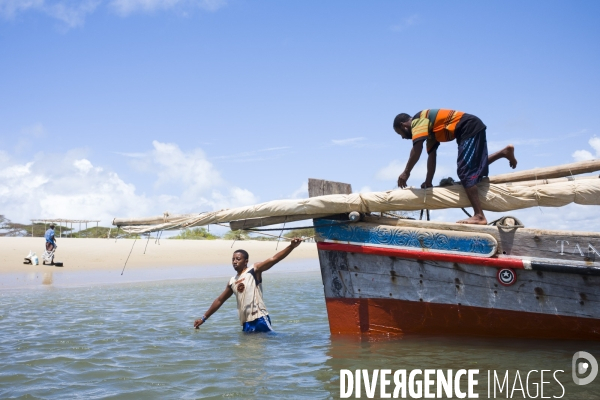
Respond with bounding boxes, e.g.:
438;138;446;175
420;181;433;189
194;319;204;329
397;172;410;188
289;238;302;248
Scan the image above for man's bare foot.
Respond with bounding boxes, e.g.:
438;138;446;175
457;214;488;225
504;144;517;169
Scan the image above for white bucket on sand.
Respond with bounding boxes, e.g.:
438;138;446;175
24;250;39;265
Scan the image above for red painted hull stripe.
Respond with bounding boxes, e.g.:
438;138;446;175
324;297;600;340
317;241;525;269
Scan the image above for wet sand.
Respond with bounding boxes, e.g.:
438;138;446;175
0;237;318;274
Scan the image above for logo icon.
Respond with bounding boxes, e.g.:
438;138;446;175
572;351;598;385
497;268;516;286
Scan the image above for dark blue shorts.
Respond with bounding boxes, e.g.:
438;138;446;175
242;315;273;333
457;129;489;188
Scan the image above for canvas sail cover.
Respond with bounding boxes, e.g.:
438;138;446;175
113;178;600;233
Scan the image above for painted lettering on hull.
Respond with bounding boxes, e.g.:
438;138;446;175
556;240;599;260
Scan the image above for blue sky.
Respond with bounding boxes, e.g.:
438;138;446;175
1;0;599;231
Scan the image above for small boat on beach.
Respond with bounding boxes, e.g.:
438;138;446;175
113;160;600;340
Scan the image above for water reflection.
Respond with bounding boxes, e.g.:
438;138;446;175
42;272;53;285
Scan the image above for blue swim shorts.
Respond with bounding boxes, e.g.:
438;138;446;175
457;129;489;188
242;315;273;333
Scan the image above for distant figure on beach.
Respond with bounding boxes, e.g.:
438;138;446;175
194;238;302;332
45;224;57;252
43;224;58;265
393;109;518;225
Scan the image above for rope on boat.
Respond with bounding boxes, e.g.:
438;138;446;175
144;233;151;254
275;216;287;251
121;238;137;275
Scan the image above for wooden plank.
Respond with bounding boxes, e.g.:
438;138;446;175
489;159;600;184
348;267;600;318
346;252;600;303
229;213;332;230
308;178;352;197
318;249;355;298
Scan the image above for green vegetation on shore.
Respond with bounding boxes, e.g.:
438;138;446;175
170;227;218;240
284;228;315;238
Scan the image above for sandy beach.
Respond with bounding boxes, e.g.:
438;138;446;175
0;237;318;274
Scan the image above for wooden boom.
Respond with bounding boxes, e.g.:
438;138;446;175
489;159;600;184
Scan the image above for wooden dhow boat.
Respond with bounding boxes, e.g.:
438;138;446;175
113;160;600;340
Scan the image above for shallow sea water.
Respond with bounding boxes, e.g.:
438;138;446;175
1;265;599;399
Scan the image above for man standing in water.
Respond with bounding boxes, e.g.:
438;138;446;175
194;238;302;332
393;109;518;225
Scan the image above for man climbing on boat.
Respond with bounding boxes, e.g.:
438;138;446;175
393;109;518;225
194;238;302;332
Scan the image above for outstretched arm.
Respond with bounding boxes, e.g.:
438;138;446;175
397;140;424;188
254;238;302;276
421;149;437;188
194;283;234;329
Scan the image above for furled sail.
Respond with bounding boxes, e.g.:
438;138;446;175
113;177;600;234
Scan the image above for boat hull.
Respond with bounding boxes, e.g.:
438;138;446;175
316;221;600;340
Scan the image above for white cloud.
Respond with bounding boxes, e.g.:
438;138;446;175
358;186;372;193
129;140;258;212
0;0;44;18
590;136;600;155
0;0;224;27
0;140;258;226
152;140;221;192
375;159;404;181
331;137;365;146
0;0;100;28
288;182;308;199
73;158;95;174
211;187;257;210
572;150;594;162
0;151;149;225
109;0;225;16
572;136;599;162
